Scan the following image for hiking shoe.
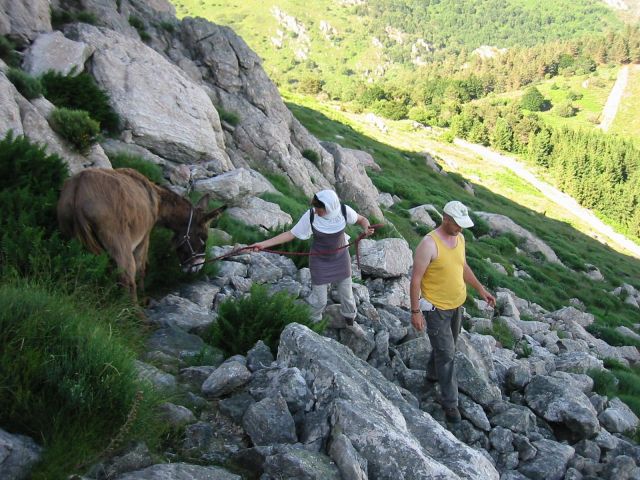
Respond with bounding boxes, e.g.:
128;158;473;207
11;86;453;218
444;406;461;423
345;322;366;338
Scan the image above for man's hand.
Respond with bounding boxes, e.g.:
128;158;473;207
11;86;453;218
411;311;425;331
481;288;497;308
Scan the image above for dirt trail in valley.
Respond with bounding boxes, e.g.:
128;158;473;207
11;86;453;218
453;139;640;259
598;64;629;132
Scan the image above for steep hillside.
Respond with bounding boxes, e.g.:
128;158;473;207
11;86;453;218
2;1;640;479
172;0;622;85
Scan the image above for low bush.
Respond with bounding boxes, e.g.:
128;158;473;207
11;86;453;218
7;68;43;99
0;36;20;67
302;148;321;165
41;71;120;134
207;283;324;356
129;15;150;41
49;107;100;152
217;106;240;126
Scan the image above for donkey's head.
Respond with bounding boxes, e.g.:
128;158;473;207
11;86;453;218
174;194;226;273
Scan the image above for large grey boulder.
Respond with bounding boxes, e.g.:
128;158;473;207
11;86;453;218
517;439;575;480
179;17;332;196
72;23;232;172
113;463;240;480
242;395;297;446
475;212;562;265
524;374;600;440
194;168;277;204
408;205;437;229
226;197;293;232
359;238;413;278
22;31;94;76
550;306;595;328
0;429;42;480
598;397;640;434
0;0;51;44
321;141;383;219
278;323;499;480
202;358;252;397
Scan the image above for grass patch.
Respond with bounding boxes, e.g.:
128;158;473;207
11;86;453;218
108;152;165;185
0;281;165;479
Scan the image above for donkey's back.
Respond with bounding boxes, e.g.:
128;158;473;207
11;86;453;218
57;168;159;253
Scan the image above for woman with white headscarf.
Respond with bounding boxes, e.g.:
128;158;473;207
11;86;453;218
249;190;374;336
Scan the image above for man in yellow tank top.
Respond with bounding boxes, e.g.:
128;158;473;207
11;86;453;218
409;200;496;423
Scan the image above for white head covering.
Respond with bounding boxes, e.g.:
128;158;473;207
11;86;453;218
313;190;346;233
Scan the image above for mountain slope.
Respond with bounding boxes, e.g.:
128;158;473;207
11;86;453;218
173;0;622;86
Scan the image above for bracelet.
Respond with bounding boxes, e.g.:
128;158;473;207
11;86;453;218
410;309;421;314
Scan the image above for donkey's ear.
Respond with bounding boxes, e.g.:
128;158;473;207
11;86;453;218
195;193;211;210
203;205;227;224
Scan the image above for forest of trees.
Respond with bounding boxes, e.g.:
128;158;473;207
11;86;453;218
360;0;621;58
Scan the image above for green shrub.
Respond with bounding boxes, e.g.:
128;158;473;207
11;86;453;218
0;36;20;67
217;106;240;126
75;11;98;25
7;68;43;99
109;152;165;185
554;101;577;118
302;148;321;165
51;8;97;28
40;71;120;134
49;107;100;152
520;87;550;112
0;282;163;479
207;284;324;356
129;15;151;41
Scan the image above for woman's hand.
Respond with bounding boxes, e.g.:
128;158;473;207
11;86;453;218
247;241;267;252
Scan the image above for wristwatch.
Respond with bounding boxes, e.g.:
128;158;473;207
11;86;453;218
410;309;420;314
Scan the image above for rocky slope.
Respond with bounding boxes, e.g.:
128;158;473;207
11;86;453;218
1;1;640;479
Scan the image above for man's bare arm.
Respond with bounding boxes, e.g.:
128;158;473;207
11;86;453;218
410;236;435;331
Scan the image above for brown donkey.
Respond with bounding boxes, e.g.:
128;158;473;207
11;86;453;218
57;168;225;301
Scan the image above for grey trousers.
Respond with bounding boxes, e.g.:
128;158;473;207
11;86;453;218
307;276;357;323
425;306;463;408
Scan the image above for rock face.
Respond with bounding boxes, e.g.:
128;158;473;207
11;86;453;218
475;212;562;265
0;0;52;44
178;17;333;196
278;323;499;480
72;23;232;172
321;141;384;219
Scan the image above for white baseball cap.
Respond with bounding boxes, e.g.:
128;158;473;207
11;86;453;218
443;200;474;228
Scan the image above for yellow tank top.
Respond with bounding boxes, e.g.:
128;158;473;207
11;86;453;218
420;231;467;310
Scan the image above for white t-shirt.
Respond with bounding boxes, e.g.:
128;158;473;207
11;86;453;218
291;205;359;240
